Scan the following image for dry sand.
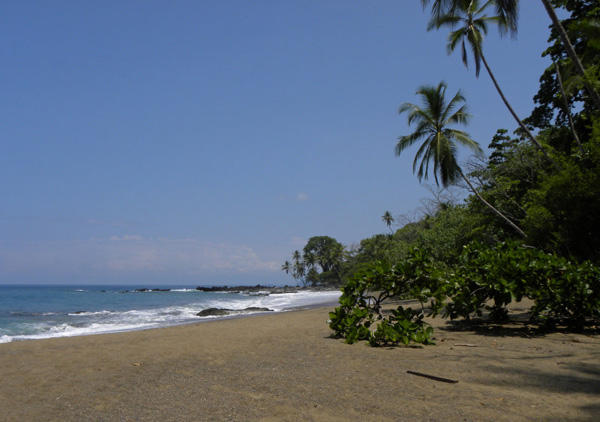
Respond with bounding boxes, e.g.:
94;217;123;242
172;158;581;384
1;302;599;422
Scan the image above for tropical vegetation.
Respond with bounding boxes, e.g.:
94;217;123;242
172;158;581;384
284;0;600;345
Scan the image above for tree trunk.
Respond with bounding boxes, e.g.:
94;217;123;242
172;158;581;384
554;60;584;154
480;52;562;170
540;0;600;110
458;169;527;238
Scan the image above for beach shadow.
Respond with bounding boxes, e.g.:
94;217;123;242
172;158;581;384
473;357;600;420
439;318;546;339
470;348;600;396
579;403;600;422
438;313;600;339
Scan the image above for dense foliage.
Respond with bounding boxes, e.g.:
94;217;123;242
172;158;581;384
284;0;600;344
328;249;441;346
445;241;600;326
330;242;600;346
282;236;346;287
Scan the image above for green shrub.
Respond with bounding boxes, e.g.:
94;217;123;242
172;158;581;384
328;249;444;346
444;241;600;327
330;242;600;345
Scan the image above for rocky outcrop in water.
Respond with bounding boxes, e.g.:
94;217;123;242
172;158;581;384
195;285;298;295
119;288;172;293
196;307;273;317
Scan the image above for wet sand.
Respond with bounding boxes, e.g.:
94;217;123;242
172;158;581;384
1;304;599;421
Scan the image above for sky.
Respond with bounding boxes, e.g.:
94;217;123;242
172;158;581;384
1;1;556;286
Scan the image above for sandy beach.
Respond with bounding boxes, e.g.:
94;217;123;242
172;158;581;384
1;303;599;422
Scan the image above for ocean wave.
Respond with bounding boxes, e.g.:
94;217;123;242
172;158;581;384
0;289;341;343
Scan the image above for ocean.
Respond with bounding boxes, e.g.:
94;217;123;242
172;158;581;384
0;285;341;343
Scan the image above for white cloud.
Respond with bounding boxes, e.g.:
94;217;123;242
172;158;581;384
158;237;198;243
290;236;306;247
0;237;280;280
87;218;141;227
109;234;144;241
296;192;309;202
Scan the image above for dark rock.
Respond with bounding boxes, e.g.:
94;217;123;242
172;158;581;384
196;308;232;317
196;307;274;317
244;307;273;312
195;284;299;294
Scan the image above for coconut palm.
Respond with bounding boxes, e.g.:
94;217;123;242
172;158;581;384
381;211;395;234
423;0;600;110
427;0;560;168
422;0;518;35
539;0;600;109
281;261;292;274
396;81;526;237
290;250;306;286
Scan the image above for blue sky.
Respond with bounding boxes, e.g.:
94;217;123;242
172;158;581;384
1;1;555;285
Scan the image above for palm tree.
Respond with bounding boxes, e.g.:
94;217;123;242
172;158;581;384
281;261;292;274
541;0;600;109
423;0;600;110
422;0;518;35
396;81;527;237
553;59;583;154
427;0;559;169
381;211;395;234
291;250;306;286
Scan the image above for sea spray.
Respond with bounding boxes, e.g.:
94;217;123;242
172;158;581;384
0;285;341;343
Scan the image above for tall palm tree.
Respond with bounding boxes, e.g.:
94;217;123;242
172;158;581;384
291;250;306;286
427;0;559;169
554;59;584;154
422;0;518;35
540;0;600;109
423;0;600;109
396;81;527;237
381;211;395;234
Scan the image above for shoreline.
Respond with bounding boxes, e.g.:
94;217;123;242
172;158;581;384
0;286;341;344
1;305;599;421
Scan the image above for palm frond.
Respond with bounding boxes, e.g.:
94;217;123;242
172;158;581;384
396;81;479;188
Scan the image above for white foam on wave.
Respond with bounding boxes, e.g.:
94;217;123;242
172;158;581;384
67;310;113;316
199;290;341;312
0;290;342;343
1;321;162;342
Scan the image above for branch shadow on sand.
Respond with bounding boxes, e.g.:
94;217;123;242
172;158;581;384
480;359;600;421
437;304;600;339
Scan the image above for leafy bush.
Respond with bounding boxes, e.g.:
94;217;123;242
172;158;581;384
328;248;444;346
330;242;600;345
444;241;600;327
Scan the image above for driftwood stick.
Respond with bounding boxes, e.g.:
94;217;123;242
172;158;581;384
406;370;458;384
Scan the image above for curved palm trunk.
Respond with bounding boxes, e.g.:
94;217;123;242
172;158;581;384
541;0;600;110
458;169;527;238
480;52;561;170
554;60;584;154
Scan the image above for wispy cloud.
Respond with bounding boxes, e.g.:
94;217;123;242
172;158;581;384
278;192;310;203
157;238;198;243
0;237;280;281
290;236;306;247
88;218;145;227
109;234;144;241
296;192;309;202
